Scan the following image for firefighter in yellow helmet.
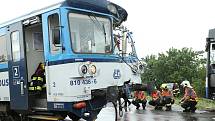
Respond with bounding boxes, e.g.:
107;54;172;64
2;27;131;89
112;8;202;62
29;63;46;92
160;84;174;111
180;80;198;112
172;83;180;97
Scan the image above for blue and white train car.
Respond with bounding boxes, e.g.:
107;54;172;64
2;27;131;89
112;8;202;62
0;0;142;120
206;31;215;100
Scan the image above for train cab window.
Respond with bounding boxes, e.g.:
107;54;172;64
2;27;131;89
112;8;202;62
69;13;112;54
48;13;61;54
212;44;215;50
0;35;8;63
11;31;21;62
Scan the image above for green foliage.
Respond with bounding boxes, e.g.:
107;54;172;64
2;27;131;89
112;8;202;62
174;97;215;110
193;78;206;97
142;47;206;96
196;98;215;110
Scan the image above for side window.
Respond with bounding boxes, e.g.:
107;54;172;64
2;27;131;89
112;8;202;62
48;13;61;54
0;35;8;63
212;44;215;50
11;31;21;62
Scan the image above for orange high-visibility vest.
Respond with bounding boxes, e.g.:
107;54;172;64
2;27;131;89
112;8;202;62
161;90;172;97
134;91;146;100
184;87;197;101
151;90;159;100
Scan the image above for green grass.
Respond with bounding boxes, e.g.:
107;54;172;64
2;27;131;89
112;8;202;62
196;98;215;110
174;97;215;110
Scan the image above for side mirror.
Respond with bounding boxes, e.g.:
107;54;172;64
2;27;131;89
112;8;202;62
122;30;127;56
138;64;144;74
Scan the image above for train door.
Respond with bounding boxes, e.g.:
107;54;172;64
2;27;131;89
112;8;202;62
42;10;63;102
7;21;28;110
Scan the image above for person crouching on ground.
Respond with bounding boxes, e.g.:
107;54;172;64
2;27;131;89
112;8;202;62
132;90;147;110
149;87;163;110
122;80;132;112
180;80;198;112
160;84;175;111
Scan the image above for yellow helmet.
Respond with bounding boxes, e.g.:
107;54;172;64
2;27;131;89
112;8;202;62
161;84;168;89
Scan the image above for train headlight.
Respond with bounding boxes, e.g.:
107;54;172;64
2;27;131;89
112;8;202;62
89;65;97;75
80;65;88;75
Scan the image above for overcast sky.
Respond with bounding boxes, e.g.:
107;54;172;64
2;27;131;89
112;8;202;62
1;0;215;58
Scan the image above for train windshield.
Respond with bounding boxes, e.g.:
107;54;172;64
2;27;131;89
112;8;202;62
69;13;112;54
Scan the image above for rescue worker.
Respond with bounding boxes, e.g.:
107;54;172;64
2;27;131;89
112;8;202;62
29;63;46;92
172;83;180;97
148;87;163;110
180;80;198;112
122;80;132;112
132;90;147;110
160;84;174;111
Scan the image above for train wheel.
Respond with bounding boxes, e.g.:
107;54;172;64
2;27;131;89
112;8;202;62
9;114;21;121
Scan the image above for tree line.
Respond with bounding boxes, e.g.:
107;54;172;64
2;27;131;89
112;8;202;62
141;47;206;97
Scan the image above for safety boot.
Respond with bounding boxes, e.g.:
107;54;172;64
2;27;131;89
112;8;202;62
191;107;197;113
142;104;146;110
165;106;171;111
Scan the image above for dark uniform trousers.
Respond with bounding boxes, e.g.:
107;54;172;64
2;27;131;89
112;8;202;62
181;100;197;111
149;99;162;106
162;96;174;105
132;99;147;109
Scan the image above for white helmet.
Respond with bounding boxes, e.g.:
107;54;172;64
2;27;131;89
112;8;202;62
180;80;192;88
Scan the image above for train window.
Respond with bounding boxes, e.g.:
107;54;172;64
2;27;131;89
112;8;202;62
11;31;21;62
0;35;7;63
212;44;215;50
69;13;112;54
48;13;61;54
211;64;215;69
33;32;44;51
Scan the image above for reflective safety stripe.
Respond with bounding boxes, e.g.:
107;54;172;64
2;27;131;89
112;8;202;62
30;82;34;86
29;87;35;91
166;104;171;106
37;77;43;82
32;76;44;82
42;84;46;88
189;97;198;102
37;77;42;81
29;86;42;91
36;86;42;91
32;77;37;80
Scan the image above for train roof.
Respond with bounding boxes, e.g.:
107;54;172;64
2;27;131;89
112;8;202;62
0;0;127;28
0;2;62;28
